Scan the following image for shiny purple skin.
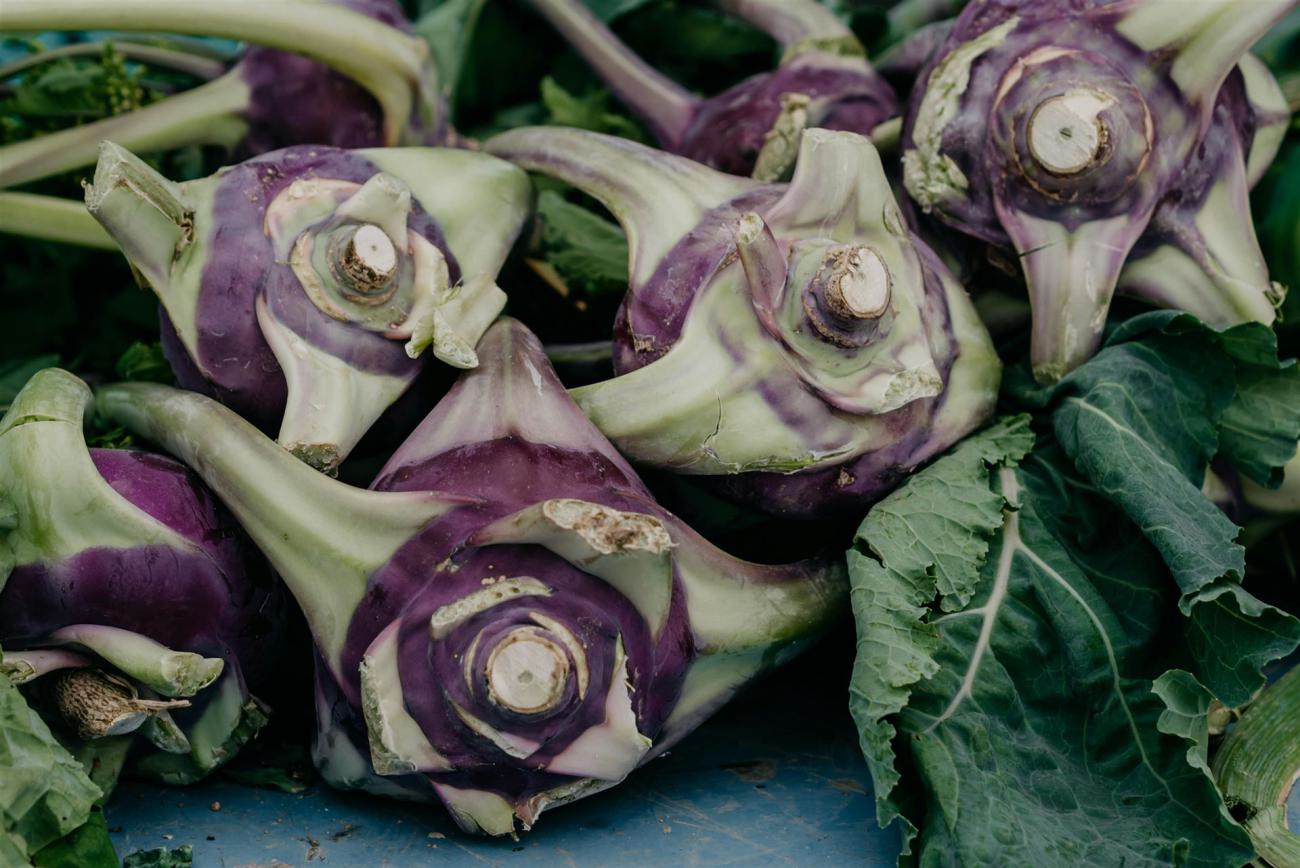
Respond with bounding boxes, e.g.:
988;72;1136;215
0;449;286;697
190;146;459;431
237;0;443;153
675;57;900;176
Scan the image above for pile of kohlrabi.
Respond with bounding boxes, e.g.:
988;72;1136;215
1;0;1298;864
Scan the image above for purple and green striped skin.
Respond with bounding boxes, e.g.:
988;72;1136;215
1117;59;1290;324
522;0;898;178
1;450;284;696
487;127;1001;518
180;147;458;430
96;318;846;834
673;58;902;177
87;140;532;472
0;370;288;776
901;0;1294;382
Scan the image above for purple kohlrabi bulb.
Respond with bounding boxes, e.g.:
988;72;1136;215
901;0;1295;382
85;141;533;474
97;318;847;834
0;369;290;782
522;0;899;179
487;126;1001;517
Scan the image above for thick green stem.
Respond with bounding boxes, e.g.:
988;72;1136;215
521;0;698;147
0;41;227;81
485;127;754;287
45;624;223;698
1212;665;1300;865
0;0;432;144
83;141;193;290
0;71;249;189
1117;0;1296;105
714;0;853;45
95;380;462;677
0;193;116;250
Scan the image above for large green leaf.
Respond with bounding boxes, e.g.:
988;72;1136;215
849;437;1280;865
850;325;1300;863
1010;313;1300;704
0;670;103;866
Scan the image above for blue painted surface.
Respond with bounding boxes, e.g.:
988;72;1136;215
106;640;902;866
97;642;1300;865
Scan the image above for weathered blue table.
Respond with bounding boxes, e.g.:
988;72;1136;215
106;637;903;866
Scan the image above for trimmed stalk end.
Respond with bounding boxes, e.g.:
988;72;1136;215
51;669;190;741
84;141;193;290
289;443;343;477
1026;90;1111;175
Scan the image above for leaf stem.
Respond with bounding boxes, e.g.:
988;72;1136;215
0;70;250;189
0;0;433;144
0;192;116;249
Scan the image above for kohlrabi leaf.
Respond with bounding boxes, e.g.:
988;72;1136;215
1215;329;1300;489
114;341;172;385
1008;313;1300;705
848;416;1033;831
1015;313;1245;600
122;844;193;868
539;77;645;141
851;314;1300;864
536;190;630;297
1015;315;1298;550
30;810;117;868
848;441;1271;866
0;670;103;866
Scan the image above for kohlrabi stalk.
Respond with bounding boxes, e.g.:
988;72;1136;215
0;193;116;250
0;40;229;82
1212;665;1300;866
0;368;288;781
487;126;1000;517
901;0;1296;382
1117;56;1291;326
521;0;898;179
97;317;846;835
83;140;532;474
0;0;442;189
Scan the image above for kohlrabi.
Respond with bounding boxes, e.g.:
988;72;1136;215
487;126;1000;517
0;0;443;189
522;0;898;179
83;140;532;474
0;369;289;783
901;0;1295;382
96;318;846;835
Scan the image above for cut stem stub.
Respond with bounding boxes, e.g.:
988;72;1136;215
825;245;892;321
333;223;399;302
50;668;190;740
1027;90;1112;175
485;629;571;716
